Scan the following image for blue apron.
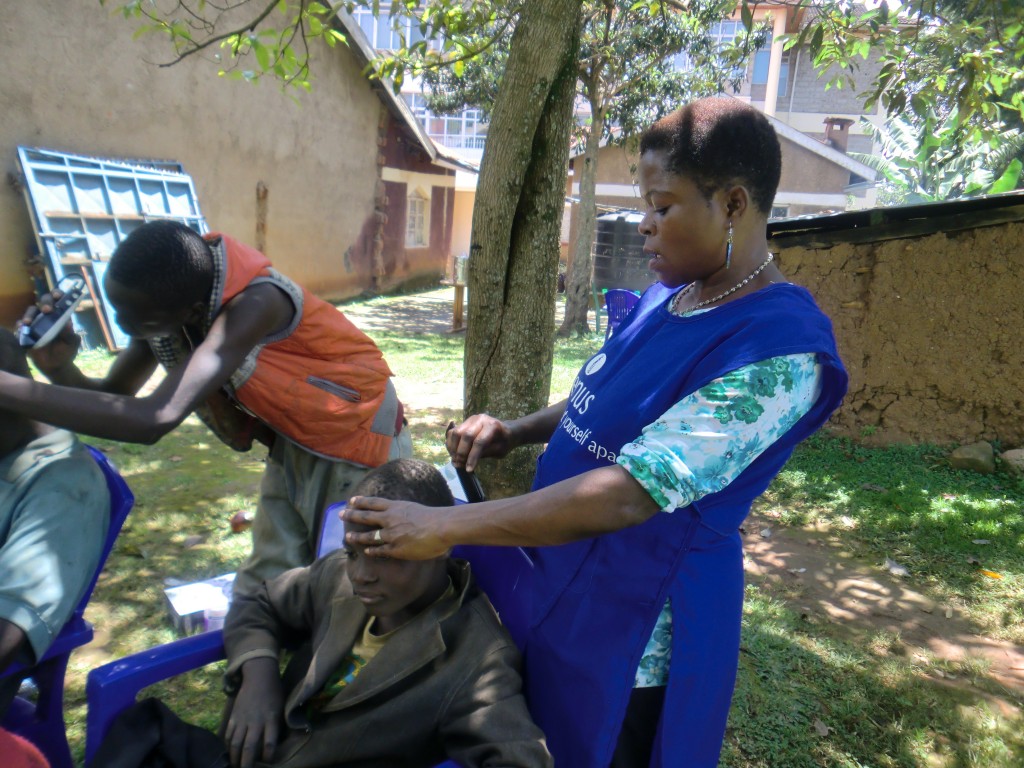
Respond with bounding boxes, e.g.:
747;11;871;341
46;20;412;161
524;283;848;767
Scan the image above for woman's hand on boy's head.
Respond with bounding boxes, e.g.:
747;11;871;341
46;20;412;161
343;496;450;560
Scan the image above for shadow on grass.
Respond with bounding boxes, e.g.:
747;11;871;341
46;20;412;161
86;421;263;648
723;588;1024;767
374;330;467;358
336;291;462;336
724;432;1024;766
766;433;1024;638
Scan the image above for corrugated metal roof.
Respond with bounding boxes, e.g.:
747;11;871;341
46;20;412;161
768;190;1024;248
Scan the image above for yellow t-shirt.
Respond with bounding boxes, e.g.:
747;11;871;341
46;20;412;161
308;580;455;712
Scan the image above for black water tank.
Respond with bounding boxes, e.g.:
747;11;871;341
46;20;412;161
592;211;655;293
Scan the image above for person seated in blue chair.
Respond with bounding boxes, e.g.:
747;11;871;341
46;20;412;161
0;329;110;717
222;458;551;768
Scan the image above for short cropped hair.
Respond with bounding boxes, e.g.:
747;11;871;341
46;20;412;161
355;459;455;508
0;329;31;377
108;220;214;311
639;97;782;215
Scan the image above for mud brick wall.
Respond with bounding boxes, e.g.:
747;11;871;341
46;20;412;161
776;220;1023;447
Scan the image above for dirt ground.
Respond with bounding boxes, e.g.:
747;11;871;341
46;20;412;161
742;511;1023;716
342;288;1023;717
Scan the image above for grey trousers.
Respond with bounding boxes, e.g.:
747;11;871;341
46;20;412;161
231;427;413;598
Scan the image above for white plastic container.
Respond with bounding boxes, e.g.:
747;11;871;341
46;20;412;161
204;595;230;632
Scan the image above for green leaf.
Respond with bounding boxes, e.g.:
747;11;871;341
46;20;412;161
988;159;1023;194
170;19;191;42
811;25;824;55
131;24;157;40
254;41;270;71
740;2;753;32
910;92;928;117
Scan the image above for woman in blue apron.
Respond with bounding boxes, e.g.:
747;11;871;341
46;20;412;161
345;97;848;768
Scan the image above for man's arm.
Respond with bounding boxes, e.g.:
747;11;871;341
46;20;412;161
0;283;293;443
223;556;325;676
21;291;158;395
31;331;158;395
440;644;553;768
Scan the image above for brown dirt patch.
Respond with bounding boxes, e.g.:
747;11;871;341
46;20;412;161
742;513;1024;716
338;287;569;335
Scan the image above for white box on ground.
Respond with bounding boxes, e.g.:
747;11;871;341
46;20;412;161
164;572;235;634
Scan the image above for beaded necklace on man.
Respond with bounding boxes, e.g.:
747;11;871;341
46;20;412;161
670;252;775;316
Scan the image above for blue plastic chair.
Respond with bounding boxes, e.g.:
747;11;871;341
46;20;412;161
603;288;640;340
1;446;134;768
85;502;534;766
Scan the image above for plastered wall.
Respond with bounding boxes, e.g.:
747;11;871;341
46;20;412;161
778;220;1024;446
0;1;384;324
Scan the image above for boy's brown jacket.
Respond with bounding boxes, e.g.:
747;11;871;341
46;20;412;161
223;554;552;768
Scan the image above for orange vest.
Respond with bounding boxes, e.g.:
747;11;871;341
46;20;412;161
209;233;397;467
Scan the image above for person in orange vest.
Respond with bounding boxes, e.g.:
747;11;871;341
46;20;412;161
2;220;411;597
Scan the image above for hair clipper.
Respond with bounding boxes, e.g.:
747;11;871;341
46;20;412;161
18;275;87;348
456;466;487;504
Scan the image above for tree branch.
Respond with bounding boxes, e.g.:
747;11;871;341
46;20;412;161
393;10;518;75
151;0;289;68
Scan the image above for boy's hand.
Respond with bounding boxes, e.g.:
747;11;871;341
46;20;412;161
17;293;82;375
225;657;284;768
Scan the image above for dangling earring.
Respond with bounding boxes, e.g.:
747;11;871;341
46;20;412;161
725;220;733;270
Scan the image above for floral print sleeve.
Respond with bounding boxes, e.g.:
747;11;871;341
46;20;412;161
623;352;821;688
617;353;821;514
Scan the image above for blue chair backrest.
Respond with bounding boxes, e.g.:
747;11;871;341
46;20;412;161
320;501;348;558
79;446;135;617
604;288;640;339
321;502;533;650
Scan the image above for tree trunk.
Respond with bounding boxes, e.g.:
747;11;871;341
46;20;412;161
558;100;606;337
464;0;583;498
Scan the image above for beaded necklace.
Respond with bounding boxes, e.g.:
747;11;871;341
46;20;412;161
670;252;774;316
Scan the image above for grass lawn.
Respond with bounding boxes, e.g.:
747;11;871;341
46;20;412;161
726;434;1023;767
54;297;1023;766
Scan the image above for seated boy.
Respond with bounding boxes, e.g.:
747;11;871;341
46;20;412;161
2;220;410;596
0;330;110;717
222;459;551;768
